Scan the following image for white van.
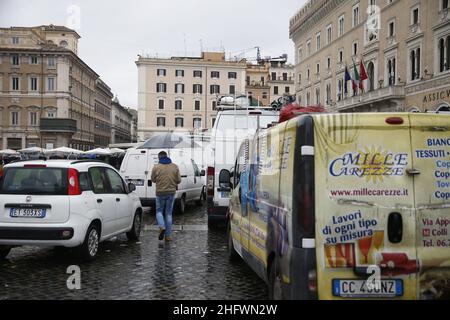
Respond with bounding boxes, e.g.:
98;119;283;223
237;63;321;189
207;107;279;226
120;148;205;214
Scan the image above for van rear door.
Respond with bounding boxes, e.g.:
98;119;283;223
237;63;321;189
121;149;150;199
313;113;417;300
409;113;450;299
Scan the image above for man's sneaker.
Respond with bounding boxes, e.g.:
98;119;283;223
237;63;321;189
158;228;165;241
165;236;172;242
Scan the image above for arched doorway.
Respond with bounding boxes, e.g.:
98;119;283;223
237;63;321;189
367;62;375;92
436;103;450;112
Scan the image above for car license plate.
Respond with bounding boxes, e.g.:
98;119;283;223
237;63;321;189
221;191;230;198
10;208;46;218
127;179;144;186
332;279;403;298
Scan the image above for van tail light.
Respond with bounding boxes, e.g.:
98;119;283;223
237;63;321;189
308;270;317;292
207;166;215;197
68;168;81;196
386;117;404;125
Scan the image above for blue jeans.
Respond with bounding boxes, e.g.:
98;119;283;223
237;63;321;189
156;194;175;237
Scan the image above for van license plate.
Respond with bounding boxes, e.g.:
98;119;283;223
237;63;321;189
10;208;46;218
332;279;403;298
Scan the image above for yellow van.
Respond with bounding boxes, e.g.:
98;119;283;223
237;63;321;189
225;112;450;300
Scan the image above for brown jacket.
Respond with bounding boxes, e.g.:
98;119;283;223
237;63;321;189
151;162;181;196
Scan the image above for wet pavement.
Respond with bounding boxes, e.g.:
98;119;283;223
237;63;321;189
0;204;268;300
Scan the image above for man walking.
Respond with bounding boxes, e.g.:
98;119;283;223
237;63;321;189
151;151;181;242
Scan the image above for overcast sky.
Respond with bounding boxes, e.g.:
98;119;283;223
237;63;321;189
0;0;307;109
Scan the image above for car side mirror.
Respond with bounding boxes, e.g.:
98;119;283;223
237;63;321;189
200;169;205;176
128;182;136;193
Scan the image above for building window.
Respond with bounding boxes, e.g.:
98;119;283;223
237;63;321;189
298;73;302;85
175;69;184;77
194;100;201;111
156;83;167;93
175;117;184;127
175;83;185;94
157;117;166;127
229;85;236;95
298;47;303;61
175;100;183;110
307;40;311;56
47;110;56;118
274;86;279;95
387;58;397;85
12;77;20;91
307;68;310;80
443;0;449;10
157;69;166;76
327;57;331;70
11;111;19;126
352;42;358;56
211;71;220;78
271;72;276;81
210;85;220;94
337;78;343;101
30;77;38;91
212;101;217;110
12;36;19;45
285;87;290;93
339;49;343;63
326;83;331;104
326;25;332;45
411;6;419;25
315;88;320;104
316;33;321;51
193;70;202;78
193;118;202;129
30;56;38;64
60;40;68;48
410;48;421;81
388;21;395;37
228;72;237;79
306;92;311;105
352;4;360;28
47;77;55;91
158;99;165;110
193;84;203;94
47;57;55;67
338;15;345;37
30;112;37;126
316;63;320;75
12;54;20;66
438;36;450;72
282;73;288;81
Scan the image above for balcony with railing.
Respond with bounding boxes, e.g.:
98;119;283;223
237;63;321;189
335;85;405;111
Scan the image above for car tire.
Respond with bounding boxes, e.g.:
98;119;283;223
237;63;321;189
227;221;240;262
268;259;284;300
175;195;186;215
126;211;142;241
0;246;11;260
78;223;100;261
195;188;206;206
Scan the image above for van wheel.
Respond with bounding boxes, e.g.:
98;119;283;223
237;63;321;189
126;211;142;241
196;188;206;206
227;221;240;262
269;260;284;300
175;196;186;214
0;246;11;259
78;223;100;261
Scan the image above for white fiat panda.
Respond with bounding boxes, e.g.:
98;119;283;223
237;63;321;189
0;160;143;261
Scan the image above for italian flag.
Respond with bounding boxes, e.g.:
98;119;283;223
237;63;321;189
352;61;359;94
359;58;368;92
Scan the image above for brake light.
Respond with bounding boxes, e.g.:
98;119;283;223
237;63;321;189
300;183;314;236
386;117;404;125
308;270;317;292
207;166;215;197
68;168;81;195
24;164;47;168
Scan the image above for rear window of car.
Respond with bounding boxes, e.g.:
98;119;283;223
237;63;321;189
0;167;68;195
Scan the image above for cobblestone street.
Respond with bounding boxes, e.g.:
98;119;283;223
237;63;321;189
0;205;268;300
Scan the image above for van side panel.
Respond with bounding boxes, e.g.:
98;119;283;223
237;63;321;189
409;114;450;299
313;113;417;300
